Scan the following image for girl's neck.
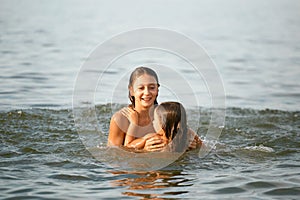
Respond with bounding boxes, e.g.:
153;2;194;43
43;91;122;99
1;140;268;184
134;105;154;118
134;105;155;126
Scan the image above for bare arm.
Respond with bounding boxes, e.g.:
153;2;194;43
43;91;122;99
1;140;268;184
125;133;159;149
117;106;166;151
107;115;125;146
143;134;167;151
107;113;146;149
121;107;139;147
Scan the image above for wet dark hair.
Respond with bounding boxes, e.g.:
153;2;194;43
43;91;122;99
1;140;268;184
128;67;160;107
155;102;189;152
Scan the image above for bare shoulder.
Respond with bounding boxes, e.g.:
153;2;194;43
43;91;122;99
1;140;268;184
112;108;129;125
111;109;126;121
107;107;129;146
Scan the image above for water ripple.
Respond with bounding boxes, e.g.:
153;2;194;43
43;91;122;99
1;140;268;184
264;187;300;196
48;174;92;181
0;104;299;199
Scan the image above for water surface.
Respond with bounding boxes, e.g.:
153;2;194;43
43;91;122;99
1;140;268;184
1;0;300;199
1;106;299;199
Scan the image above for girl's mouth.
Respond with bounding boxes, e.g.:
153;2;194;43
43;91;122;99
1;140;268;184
142;97;152;102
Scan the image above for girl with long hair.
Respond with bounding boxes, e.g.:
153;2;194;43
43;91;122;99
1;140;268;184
108;66;200;151
123;101;202;152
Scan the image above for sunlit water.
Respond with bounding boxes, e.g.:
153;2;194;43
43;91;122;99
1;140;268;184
1;0;300;199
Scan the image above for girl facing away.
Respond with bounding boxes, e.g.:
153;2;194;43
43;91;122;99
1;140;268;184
122;101;202;152
107;66;201;151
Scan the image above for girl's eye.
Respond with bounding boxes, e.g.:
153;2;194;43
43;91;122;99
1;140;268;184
150;85;157;90
137;85;156;90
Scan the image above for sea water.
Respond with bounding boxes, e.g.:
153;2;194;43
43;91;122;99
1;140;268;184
1;107;299;199
1;0;300;199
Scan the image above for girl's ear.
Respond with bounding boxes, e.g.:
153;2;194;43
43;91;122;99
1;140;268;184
129;86;134;96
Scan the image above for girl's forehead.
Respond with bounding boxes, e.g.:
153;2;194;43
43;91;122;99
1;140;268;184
133;74;157;86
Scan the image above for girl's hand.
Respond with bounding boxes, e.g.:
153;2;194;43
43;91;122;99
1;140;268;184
144;135;167;152
187;128;202;150
188;135;202;150
188;136;197;150
121;107;138;125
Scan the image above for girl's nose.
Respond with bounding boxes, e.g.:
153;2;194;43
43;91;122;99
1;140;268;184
144;87;150;94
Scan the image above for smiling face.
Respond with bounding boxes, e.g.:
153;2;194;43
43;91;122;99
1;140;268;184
130;74;159;109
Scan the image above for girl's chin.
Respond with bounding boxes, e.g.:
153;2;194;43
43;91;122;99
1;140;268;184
141;100;154;107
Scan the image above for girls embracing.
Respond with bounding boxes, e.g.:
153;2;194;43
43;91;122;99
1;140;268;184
108;67;202;152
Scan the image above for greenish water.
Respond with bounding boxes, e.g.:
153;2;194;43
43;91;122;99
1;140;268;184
1;106;299;199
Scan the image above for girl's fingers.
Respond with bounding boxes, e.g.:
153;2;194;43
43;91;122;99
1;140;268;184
121;109;128;118
147;137;162;145
121;108;135;117
121;108;131;117
147;144;165;152
188;137;197;149
152;143;165;149
123;107;134;113
144;137;166;152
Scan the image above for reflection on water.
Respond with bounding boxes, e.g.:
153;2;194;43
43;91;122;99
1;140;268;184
110;170;191;199
88;145;187;172
0;107;299;199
